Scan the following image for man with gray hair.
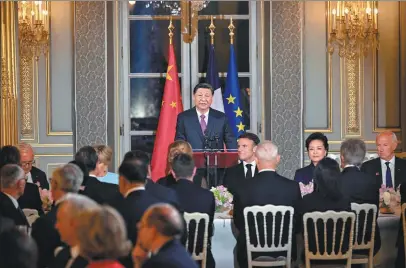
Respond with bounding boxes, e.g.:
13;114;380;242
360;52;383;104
132;203;198;268
17;142;49;189
0;164;29;226
31;164;84;268
340;138;381;255
233;141;302;268
52;193;100;268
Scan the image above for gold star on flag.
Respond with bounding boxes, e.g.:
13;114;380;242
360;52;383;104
234;107;243;117
236;121;245;132
226;94;236;104
166;65;173;81
170;101;177;108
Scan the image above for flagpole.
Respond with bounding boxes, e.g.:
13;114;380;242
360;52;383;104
228;17;235;45
168;16;174;45
209;16;215;45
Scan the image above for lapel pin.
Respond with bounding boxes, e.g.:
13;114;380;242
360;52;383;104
376;172;380;176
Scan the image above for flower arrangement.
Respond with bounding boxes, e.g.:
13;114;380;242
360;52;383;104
379;184;400;213
299;181;314;197
210;185;233;212
36;182;53;212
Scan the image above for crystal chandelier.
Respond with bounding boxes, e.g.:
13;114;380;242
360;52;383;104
18;1;50;60
129;0;209;43
328;1;379;60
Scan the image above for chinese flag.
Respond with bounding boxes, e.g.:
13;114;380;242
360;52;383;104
151;44;183;181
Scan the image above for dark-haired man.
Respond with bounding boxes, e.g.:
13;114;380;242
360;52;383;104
175;83;237;151
223;132;260;195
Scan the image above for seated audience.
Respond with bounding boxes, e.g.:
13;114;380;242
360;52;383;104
339;138;380;255
223;132;260;195
233;141;302;268
31;164;84;268
0;164;29;226
294;132;329;185
169;153;216;268
0;228;38;268
93;144;119;184
76;206;131;268
75;146;119;204
298;157;351;265
132;203;198;268
51;193;100;268
0;145;43;214
157;141;207;188
18;143;49;189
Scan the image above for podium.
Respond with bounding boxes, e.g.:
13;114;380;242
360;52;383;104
193;150;239;187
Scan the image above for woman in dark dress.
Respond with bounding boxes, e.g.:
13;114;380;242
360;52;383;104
294;132;329;185
298;157;352;265
157;141;207;188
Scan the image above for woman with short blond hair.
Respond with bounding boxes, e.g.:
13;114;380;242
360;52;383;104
76;206;131;268
93;145;118;184
157;140;207;188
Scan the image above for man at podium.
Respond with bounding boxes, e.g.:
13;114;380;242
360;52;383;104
175;83;237;151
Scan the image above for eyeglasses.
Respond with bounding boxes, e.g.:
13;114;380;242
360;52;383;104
21;160;35;167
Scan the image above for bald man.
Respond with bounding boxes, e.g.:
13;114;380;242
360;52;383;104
17;143;49;189
361;131;406;189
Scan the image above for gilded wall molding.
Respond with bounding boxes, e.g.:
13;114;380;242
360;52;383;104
19;55;35;139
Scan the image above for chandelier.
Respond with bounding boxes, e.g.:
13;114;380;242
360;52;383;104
18;1;50;60
328;1;379;60
129;0;209;43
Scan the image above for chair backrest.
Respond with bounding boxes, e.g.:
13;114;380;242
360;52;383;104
303;210;355;264
183;212;209;268
402;203;406;265
350;203;377;251
243;205;294;253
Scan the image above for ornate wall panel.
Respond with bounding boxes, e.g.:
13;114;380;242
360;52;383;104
74;1;108;149
270;2;303;179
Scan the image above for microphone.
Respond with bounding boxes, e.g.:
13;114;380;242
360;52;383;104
203;129;210;151
214;132;220;151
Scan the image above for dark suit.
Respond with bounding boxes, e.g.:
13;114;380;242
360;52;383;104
0;192;29;226
293;164;315;185
361;157;406;189
31;203;63;268
0;216;14;233
142;239;199;268
18;182;44;215
145;179;180;209
340;166;381;255
49;247;87;268
81;176;120;205
233;171;302;268
170;179;216;268
158;173;204;188
223;162;258;196
30;166;49;189
175;107;237;150
297;190;352;265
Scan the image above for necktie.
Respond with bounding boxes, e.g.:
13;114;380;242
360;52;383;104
385;162;393;188
200;114;207;134
245;164;253;179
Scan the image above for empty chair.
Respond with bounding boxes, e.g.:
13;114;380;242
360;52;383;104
243;205;294;268
184;212;209;268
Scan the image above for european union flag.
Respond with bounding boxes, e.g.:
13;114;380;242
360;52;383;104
223;44;245;138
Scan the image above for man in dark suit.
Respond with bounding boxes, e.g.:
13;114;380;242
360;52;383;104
169;153;216;268
233;141;302;268
223;132;260;195
132;203;198;268
122;150;180;208
361;131;406;189
18;143;49;189
175;83;237;151
31;163;84;268
339;139;381;255
0;164;29;226
52;194;99;268
75;146;120;205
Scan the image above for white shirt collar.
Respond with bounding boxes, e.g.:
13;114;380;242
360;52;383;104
196;108;209;120
4;193;19;209
242;160;256;167
124;186;145;198
26;172;33;184
380;156;395;166
259;168;275;173
70;245;80;259
344;164;356;168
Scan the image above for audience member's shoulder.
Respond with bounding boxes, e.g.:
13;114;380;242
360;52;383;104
396;157;406;165
31;165;46;175
362;157;379;167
